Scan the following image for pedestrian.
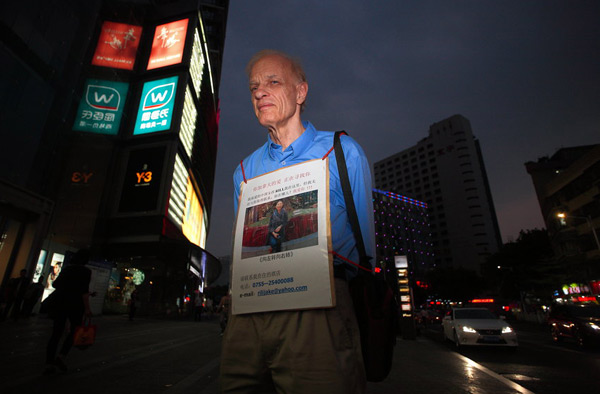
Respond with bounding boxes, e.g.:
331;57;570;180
2;269;29;320
219;50;375;393
194;293;203;322
22;275;45;317
44;249;92;374
218;293;230;335
205;297;214;317
129;289;139;321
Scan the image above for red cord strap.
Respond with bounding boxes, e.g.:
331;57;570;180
330;251;373;273
240;160;247;183
322;131;348;160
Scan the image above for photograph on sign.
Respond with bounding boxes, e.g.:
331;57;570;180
231;159;333;315
92;21;142;70
72;79;129;135
147;19;189;70
133;76;178;135
241;190;318;260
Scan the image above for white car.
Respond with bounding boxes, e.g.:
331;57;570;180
442;307;518;348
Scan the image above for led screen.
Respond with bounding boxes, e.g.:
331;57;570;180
147;19;189;70
72;79;129;135
92;21;142;70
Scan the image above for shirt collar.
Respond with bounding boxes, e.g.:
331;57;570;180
267;121;316;160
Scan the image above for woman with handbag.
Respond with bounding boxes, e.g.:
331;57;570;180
44;249;92;374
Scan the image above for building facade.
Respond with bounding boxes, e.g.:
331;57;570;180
0;0;229;317
373;115;502;273
525;144;600;288
373;189;433;277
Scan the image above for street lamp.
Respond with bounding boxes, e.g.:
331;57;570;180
557;212;600;252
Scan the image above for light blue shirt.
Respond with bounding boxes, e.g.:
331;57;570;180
233;121;375;276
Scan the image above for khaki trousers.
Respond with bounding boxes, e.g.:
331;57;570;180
219;278;366;394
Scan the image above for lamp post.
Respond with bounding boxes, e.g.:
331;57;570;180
557;213;600;252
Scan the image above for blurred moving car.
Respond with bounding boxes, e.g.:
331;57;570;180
442;307;518;348
548;304;600;347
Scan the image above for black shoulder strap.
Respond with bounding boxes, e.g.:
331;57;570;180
333;131;370;270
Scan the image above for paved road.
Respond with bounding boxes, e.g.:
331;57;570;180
420;320;600;394
1;314;545;394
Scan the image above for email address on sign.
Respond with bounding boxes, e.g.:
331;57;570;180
257;285;308;296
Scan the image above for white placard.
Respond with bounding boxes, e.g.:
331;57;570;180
231;159;333;314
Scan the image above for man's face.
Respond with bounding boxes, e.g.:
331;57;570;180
249;55;307;130
276;201;283;210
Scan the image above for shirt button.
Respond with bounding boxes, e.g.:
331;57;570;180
281;161;286;165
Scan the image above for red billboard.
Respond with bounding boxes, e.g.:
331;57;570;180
147;19;189;70
92;21;142;70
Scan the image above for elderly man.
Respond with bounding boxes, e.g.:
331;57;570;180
220;50;375;394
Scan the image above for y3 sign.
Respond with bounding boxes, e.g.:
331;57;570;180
134;76;179;135
73;79;129;135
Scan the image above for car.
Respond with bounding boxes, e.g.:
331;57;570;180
442;307;518;348
548;304;600;347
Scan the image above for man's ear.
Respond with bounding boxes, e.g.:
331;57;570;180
296;82;308;105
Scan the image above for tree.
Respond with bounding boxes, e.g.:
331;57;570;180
482;228;558;301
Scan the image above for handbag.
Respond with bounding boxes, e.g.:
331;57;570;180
334;131;398;382
73;317;97;349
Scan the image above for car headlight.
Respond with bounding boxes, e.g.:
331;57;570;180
502;326;513;334
588;322;600;331
461;325;476;333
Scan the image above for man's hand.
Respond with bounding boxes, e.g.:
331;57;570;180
275;225;282;232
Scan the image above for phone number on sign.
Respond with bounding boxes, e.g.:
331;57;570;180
252;277;294;287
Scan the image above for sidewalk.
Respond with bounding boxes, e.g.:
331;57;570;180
0;315;533;394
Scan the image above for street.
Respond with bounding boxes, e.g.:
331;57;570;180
1;314;599;394
420;320;600;394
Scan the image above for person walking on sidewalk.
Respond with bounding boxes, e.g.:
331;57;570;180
129;289;139;321
22;275;45;317
2;269;29;320
218;293;230;335
44;249;92;373
219;50;374;394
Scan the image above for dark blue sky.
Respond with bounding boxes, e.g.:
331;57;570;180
205;1;600;257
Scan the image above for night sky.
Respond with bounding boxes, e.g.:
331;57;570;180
205;1;600;258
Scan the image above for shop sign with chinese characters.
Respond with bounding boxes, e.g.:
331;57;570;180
92;21;142;70
133;76;178;135
147;19;189;70
72;79;129;135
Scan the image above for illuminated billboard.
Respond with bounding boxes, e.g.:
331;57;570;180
147;19;189;70
180;86;197;158
118;146;166;212
168;154;207;248
133;76;179;135
72;79;129;135
189;29;205;98
92;21;142;70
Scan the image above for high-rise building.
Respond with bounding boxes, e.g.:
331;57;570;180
373;115;502;273
0;0;229;316
1;0;104;299
525;144;600;285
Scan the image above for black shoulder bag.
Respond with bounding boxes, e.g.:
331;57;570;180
334;131;398;383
